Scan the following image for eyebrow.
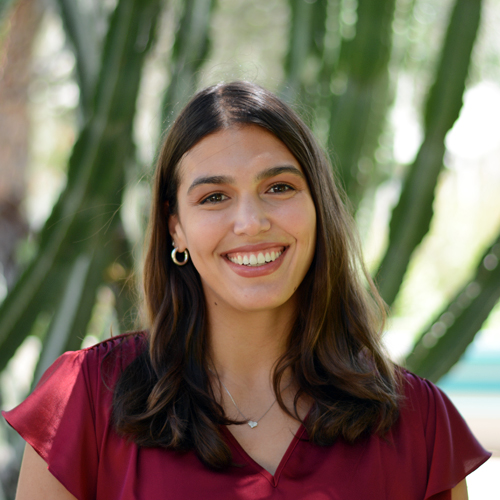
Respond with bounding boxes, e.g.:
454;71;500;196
256;165;305;182
186;165;305;194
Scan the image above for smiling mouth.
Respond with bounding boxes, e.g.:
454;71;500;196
225;247;287;267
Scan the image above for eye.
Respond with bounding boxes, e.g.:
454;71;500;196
268;183;294;194
200;192;228;205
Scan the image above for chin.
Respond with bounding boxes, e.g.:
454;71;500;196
228;292;296;313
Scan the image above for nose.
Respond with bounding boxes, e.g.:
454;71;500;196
233;195;271;236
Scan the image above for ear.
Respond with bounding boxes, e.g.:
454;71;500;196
168;212;187;251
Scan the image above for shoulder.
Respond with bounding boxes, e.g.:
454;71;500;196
392;371;491;497
82;330;147;360
397;367;447;401
5;331;148;427
31;332;145;391
2;332;149;500
81;331;147;368
396;368;450;426
66;331;148;395
393;368;446;430
394;367;490;464
397;366;435;394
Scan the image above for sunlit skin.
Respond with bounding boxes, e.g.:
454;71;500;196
169;124;317;320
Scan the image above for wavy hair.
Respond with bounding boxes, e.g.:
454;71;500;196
112;81;400;468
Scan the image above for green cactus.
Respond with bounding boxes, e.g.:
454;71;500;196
55;0;102;115
405;230;500;381
327;0;397;206
162;0;216;126
0;0;161;372
375;0;483;307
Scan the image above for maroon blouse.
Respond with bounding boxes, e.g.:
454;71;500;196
3;333;490;500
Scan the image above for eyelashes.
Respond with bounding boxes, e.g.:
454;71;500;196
267;183;294;193
199;183;296;206
200;193;228;205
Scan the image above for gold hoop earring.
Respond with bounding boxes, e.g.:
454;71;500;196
171;247;189;266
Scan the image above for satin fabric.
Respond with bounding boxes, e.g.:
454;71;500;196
3;333;490;500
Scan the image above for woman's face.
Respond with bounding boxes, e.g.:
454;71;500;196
169;124;317;314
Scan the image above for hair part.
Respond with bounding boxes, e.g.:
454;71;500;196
112;81;400;468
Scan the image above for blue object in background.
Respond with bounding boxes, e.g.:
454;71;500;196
438;329;500;393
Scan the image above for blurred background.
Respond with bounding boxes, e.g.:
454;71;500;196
0;0;499;497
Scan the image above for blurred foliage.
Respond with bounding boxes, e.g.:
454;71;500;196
406;233;500;380
376;0;482;306
0;0;161;375
0;0;499;430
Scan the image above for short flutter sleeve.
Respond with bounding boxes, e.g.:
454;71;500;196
2;334;143;500
401;371;491;499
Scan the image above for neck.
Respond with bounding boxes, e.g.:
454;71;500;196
206;299;296;386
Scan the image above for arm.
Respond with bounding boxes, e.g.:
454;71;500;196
451;479;468;500
16;444;77;500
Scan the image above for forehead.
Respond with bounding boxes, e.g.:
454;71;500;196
177;125;302;184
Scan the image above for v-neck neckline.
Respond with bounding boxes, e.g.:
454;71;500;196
221;422;308;487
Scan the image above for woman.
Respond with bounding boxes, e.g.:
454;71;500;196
3;81;490;499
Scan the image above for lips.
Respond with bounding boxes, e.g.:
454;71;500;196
225;246;286;267
223;245;288;278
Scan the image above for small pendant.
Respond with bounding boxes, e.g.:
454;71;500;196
248;420;258;429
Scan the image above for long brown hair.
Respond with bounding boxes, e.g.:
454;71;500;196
113;81;400;468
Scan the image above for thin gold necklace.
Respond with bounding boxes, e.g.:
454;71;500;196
218;377;277;428
210;369;291;429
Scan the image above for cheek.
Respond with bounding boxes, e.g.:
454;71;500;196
290;204;317;271
183;212;228;256
277;201;316;242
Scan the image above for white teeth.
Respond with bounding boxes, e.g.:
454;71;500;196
227;249;284;267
